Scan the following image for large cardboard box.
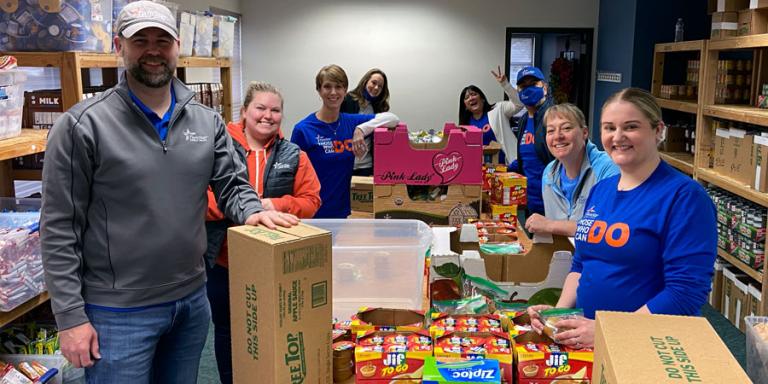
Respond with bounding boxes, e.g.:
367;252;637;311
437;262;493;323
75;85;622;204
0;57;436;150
753;135;768;192
713;128;731;174
709;259;726;312
738;8;768;35
710;0;750;12
661;126;687;152
228;224;332;384
748;284;763;317
593;311;751;383
722;267;738;321
729;128;756;185
712;11;740;39
373;184;481;226
734;275;752;330
350;176;373;213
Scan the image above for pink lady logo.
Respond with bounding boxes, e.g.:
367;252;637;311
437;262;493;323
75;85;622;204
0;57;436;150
432;151;463;183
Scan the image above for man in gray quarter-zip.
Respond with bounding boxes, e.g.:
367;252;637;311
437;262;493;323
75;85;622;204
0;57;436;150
39;2;299;383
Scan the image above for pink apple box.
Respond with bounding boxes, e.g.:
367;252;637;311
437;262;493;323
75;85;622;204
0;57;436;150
373;123;483;186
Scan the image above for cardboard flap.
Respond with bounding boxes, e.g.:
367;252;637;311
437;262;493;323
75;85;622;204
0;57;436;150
229;223;328;244
357;308;425;327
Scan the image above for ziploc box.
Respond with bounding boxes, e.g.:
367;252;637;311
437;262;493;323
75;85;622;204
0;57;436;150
355;330;433;382
593;311;751;383
374;123;483;186
514;332;593;384
422;357;501;383
434;331;514;383
228;224;332;384
0;0;112;52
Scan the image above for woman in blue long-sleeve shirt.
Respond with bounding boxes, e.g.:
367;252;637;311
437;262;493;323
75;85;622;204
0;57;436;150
528;88;717;349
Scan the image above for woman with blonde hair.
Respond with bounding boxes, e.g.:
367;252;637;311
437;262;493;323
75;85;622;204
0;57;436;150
525;103;618;236
528;88;716;349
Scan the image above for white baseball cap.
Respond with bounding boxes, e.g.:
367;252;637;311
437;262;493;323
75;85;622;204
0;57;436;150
116;1;178;40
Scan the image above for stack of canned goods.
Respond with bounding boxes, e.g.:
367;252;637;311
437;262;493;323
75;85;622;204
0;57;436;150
715;59;753;105
708;187;766;271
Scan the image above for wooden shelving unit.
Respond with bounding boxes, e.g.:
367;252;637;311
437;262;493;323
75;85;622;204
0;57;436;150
692;35;768;316
651;40;705;177
659;151;694;174
0;292;49;328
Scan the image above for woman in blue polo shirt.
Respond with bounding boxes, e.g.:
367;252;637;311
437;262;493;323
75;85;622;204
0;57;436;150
528;88;717;349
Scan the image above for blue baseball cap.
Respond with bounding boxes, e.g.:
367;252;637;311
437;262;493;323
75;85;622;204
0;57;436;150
516;66;545;85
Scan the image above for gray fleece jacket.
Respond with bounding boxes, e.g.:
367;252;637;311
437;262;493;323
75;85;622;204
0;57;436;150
41;76;262;330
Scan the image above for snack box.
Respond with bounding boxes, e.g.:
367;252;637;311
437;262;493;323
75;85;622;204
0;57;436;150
430;313;504;338
350;307;426;334
489;204;518;222
483;164;508;191
374;123;482;186
514;332;593;384
423;356;501;383
434;331;513;383
490;172;527;206
355;330;433;382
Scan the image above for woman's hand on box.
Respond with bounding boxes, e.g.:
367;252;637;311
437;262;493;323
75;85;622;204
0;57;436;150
553;317;595;349
525;213;552;234
527;304;554;334
352;128;368;158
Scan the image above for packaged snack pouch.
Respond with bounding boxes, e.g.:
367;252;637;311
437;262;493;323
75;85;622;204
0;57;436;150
433;295;488;315
539;308;584;339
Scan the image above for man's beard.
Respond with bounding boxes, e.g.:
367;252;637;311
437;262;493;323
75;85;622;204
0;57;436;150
127;57;174;88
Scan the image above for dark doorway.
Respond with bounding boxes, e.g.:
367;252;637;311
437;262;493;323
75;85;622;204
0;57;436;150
505;28;594;123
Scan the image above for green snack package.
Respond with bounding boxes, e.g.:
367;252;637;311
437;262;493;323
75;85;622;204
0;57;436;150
462;275;508;301
433;295;488;315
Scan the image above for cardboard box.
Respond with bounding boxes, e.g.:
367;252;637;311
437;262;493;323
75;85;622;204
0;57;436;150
593;311;751;383
374;123;482;186
710;0;750;12
514;332;593;384
489;204;517;221
429;313;504;338
373;184;481;226
722;267;744;322
713;128;731;174
728;128;755;185
483;141;503;165
754;135;768;192
748;284;763;317
709;259;726;312
354;330;432;382
751;0;768;8
738;8;768;35
434;331;513;383
490;172;527;206
712;11;740;39
661;126;687;152
228;224;332;384
350;308;425;334
351;176;374;213
734;275;752;330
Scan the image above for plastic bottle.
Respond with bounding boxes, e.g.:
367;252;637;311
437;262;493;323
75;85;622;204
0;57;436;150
675;18;684;42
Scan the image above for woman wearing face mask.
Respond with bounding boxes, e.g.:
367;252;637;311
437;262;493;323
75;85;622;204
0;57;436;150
458;67;524;165
204;82;322;384
525;103;618;236
527;88;716;349
292;64;399;218
341;68;391;176
511;66;555;216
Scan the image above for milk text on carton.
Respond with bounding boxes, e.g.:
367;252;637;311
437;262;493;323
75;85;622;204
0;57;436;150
285;332;306;383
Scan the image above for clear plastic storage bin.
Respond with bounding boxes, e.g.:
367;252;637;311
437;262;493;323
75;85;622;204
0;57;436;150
0;198;43;312
746;316;768;383
303;219;432;320
0;69;25;140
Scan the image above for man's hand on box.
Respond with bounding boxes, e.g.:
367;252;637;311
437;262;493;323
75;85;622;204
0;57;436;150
245;210;299;229
60;322;101;368
525;213;552;234
553;317;595;349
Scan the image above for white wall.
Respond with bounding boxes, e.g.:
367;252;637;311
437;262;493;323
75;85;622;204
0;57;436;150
241;0;598;138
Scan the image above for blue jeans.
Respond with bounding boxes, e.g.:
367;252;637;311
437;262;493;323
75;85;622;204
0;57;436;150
84;286;211;384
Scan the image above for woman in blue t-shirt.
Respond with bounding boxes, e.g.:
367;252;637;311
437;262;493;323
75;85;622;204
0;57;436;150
458;67;523;165
291;64;398;218
528;88;717;349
